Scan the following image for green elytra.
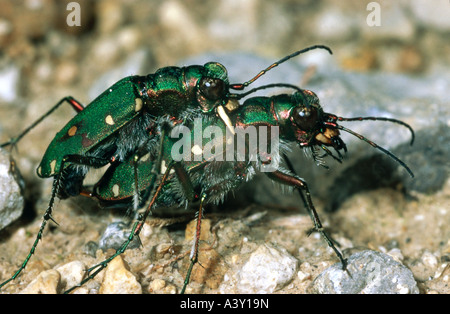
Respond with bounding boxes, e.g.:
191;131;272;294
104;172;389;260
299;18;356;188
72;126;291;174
92;93;297;203
37;62;230;178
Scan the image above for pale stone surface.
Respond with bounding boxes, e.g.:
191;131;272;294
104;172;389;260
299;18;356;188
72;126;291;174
20;270;60;294
99;256;142;294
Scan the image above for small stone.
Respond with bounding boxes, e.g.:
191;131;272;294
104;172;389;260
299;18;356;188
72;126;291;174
185;244;226;289
0;64;20;103
99;221;140;251
153;243;174;259
162;284;177;294
20;270;61;294
297;271;311;282
55;261;86;290
398;46;425;73
220;244;298;293
421;251;438;269
0;150;24;231
99;256;142;294
149;278;166;293
185;218;212;241
310;250;419;294
83;241;99;257
387;248;404;263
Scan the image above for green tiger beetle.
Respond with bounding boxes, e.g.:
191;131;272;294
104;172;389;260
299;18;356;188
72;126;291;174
0;46;333;292
0;46;414;293
72;89;413;294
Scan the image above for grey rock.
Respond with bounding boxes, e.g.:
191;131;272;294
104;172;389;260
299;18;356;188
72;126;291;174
0;149;25;231
99;221;141;251
220;243;298;294
310;250;419;294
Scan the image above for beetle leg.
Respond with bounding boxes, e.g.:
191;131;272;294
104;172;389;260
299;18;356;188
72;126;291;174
0;176;61;289
58;154;112;198
266;170;347;269
282;153;308;209
0;152;114;290
173;162;199;202
1;96;85;148
64;130;174;293
64;160;175;294
181;192;207;294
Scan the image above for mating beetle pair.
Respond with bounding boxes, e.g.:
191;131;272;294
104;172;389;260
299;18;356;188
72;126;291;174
0;45;414;293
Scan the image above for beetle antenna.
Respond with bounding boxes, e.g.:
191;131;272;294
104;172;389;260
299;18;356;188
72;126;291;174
229;45;332;90
336;125;414;178
231;83;304;100
336;116;415;145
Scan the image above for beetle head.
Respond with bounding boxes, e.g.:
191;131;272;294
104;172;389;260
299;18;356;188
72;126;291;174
286;89;414;176
288;90;346;155
197;62;230;113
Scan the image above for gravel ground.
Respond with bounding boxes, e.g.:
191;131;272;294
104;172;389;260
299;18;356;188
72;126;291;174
0;0;448;294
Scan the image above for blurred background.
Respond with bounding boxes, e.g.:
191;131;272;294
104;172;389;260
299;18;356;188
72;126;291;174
1;0;449;95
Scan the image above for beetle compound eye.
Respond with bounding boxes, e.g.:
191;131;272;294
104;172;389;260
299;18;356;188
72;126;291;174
199;77;226;100
292;106;318;131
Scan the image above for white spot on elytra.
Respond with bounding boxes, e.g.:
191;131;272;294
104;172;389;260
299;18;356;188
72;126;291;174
49;159;57;175
140;152;150;162
191;144;203;155
105;115;115;125
135;98;143;112
112;184;120;197
160;160;167;174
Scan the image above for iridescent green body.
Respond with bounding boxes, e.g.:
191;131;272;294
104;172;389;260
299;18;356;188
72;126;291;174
93;86;414;209
93;91;327;206
36;63;230;181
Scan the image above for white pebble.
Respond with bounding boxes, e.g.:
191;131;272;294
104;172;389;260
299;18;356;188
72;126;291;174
421;251;438;268
297;271;311;282
56;261;86;289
